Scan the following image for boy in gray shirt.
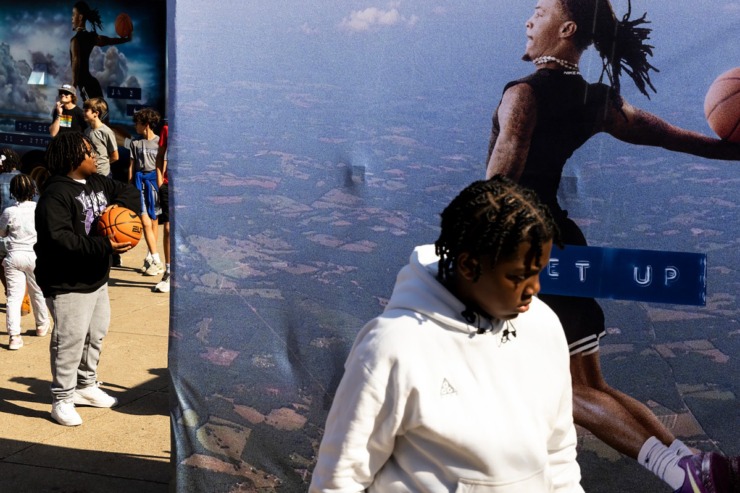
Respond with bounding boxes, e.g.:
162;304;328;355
83;98;118;178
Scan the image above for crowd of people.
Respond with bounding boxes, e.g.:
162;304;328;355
2;82;170;428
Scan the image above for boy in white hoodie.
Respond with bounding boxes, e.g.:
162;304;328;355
310;176;584;492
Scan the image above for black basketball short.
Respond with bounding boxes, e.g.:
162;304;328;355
541;213;606;356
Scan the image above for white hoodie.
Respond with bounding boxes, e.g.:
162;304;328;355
310;245;583;493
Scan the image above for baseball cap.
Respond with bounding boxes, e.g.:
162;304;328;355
58;84;76;95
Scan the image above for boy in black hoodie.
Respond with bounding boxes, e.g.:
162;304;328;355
35;132;139;426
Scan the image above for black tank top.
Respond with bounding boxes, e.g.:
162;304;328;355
488;69;620;216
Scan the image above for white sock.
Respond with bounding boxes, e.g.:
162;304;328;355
145;252;153;262
165;263;170;274
668;439;693;458
152;253;161;264
637;436;686;490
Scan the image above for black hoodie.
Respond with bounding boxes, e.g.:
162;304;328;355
34;173;139;297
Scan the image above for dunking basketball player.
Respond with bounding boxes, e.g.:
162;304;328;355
485;0;740;491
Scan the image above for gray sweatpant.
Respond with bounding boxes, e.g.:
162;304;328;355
47;284;111;402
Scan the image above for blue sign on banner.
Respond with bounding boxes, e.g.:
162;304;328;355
539;245;707;306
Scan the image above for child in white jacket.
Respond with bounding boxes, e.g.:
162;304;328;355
0;174;50;349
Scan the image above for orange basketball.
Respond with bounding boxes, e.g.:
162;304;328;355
114;13;133;38
704;67;740;143
97;207;142;248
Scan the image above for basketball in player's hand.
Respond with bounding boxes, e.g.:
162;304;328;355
704;67;740;143
97;207;142;248
115;13;133;38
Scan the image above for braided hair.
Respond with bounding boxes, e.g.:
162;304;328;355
435;175;561;283
74;1;103;32
0;147;21;173
9;174;37;203
45;132;94;177
560;0;657;98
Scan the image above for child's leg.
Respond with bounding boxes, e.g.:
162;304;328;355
77;284;111;389
4;256;26;336
163;221;171;266
24;255;50;329
141;213;158;256
48;291;97;402
151;219;159;252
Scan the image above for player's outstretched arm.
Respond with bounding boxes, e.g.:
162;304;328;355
605;100;740;161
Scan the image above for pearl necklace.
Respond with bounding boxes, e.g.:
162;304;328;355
533;56;580;74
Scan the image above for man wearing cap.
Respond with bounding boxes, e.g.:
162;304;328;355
49;84;88;137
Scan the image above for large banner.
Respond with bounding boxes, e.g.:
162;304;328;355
168;1;739;491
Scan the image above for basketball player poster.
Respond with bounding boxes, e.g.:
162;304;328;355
167;0;739;491
0;0;166;148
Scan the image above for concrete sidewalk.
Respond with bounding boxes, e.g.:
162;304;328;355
0;234;170;492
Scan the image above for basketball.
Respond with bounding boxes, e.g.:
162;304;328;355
97;207;143;248
114;13;133;38
704;67;740;143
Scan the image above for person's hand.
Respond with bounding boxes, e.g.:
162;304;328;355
110;238;133;254
56;101;63;115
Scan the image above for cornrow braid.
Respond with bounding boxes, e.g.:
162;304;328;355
9;173;37;203
45;132;94;177
560;0;658;98
435;175;561;283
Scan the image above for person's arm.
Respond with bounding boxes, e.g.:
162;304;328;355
106;129;119;163
49;105;62;137
309;321;399;492
96;34;132;47
104;176;140;213
485;83;538;180
37;194;111;258
0;210;10;238
604;100;740;161
156;144;167;188
70;37;80;88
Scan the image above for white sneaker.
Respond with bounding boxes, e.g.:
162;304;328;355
8;335;23;350
36;321;51;337
143;260;165;276
51;399;82;426
139;258;151;273
153;272;170;293
73;384;118;408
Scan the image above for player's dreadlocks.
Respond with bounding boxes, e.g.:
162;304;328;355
435;175;561;283
74;1;103;32
560;0;658;98
45;132;95;177
10;174;37;203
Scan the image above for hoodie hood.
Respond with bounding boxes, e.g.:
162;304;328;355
384;244;503;336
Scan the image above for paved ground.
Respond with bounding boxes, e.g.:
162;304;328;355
0;233;170;493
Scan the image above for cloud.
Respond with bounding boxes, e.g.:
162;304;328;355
299;22;320;35
339;7;416;32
